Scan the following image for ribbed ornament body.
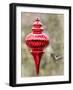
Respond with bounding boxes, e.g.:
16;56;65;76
25;18;49;75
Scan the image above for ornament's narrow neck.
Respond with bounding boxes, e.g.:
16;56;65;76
31;51;44;75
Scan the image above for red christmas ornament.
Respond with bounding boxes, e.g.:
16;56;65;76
25;18;49;75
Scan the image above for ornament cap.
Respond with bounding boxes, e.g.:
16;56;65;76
32;18;44;34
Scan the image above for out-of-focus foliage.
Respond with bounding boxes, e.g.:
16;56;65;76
21;12;64;77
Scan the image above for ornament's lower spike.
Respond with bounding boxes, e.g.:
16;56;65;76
31;51;43;75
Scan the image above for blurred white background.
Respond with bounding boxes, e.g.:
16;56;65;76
0;0;72;89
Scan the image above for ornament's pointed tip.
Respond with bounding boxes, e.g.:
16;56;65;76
36;64;40;75
31;51;43;75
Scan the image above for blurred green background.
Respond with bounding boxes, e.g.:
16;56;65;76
21;12;64;77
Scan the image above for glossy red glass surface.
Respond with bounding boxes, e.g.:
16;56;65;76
25;18;49;75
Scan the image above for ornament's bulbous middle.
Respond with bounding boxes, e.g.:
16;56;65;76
25;18;49;51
